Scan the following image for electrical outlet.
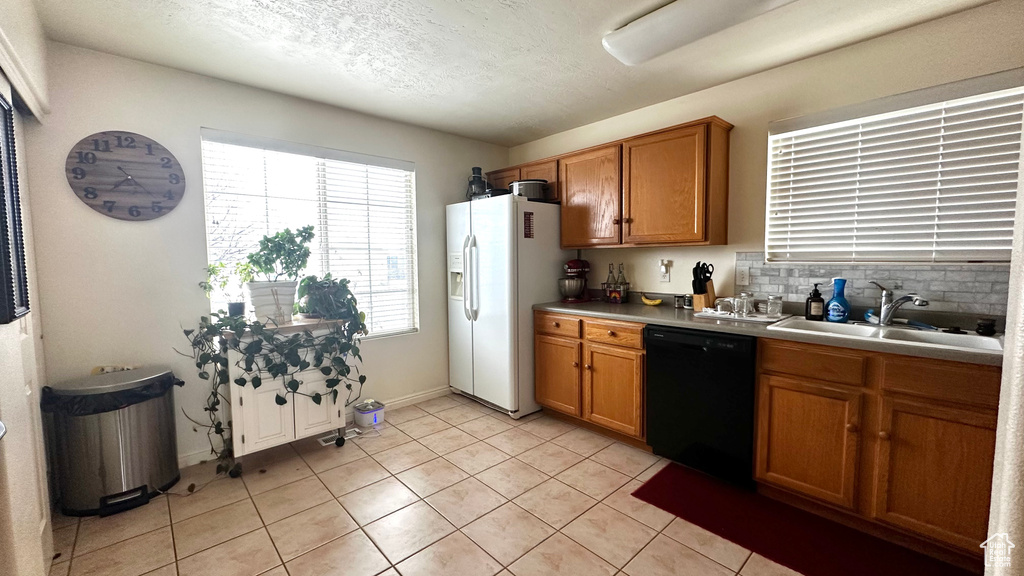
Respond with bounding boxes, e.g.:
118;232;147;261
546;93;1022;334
660;272;670;282
736;266;750;286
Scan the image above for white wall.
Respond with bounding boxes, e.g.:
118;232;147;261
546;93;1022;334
0;0;48;116
25;42;508;463
509;0;1024;298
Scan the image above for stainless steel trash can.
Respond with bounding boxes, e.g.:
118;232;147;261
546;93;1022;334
41;366;181;516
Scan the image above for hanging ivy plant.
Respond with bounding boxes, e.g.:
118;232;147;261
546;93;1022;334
178;306;367;477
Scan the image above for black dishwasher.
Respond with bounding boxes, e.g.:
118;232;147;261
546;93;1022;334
645;325;757;488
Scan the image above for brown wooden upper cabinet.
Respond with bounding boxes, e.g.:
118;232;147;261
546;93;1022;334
486;159;559;199
559;145;622;247
487;167;519;191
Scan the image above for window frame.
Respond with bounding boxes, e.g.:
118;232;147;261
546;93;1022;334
0;92;28;324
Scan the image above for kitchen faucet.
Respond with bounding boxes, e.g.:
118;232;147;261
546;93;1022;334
869;281;929;326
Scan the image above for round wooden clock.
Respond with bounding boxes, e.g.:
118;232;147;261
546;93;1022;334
65;131;185;221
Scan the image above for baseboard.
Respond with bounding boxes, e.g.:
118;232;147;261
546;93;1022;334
176;384;454;467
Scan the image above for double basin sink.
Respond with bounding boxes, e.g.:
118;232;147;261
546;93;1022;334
767;317;1004;353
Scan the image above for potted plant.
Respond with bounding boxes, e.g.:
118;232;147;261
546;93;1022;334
199;262;250;317
243;225;315;325
295;274;360;320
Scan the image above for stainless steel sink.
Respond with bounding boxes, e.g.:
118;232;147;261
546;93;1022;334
767;316;1003;353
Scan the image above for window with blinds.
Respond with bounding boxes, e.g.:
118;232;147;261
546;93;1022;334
766;85;1024;263
200;132;418;337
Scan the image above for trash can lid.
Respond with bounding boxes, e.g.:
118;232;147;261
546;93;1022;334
49;366;175;396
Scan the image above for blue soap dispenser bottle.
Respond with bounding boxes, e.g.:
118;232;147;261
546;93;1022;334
826;278;851;323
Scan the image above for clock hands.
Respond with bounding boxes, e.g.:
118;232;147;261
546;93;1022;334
113;166;156;197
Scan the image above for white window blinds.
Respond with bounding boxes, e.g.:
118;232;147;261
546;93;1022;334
201;133;418;337
766;86;1024;263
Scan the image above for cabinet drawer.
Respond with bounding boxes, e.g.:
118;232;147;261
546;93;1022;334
584;319;644;349
535;311;581;338
760;339;866;387
880;355;1001;409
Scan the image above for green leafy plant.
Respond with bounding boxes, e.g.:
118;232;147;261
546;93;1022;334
199;262;253;301
295;274;360;320
178;303;367;477
245;225;316;281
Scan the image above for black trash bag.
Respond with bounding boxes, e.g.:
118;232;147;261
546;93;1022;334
40;375;184;416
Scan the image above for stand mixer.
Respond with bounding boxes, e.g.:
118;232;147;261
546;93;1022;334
559;259;590;303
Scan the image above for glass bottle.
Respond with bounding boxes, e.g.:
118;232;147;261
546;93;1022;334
767;295;783;318
616;264;627;286
605;263;616;285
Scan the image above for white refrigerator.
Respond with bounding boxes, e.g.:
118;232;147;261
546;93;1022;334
446;195;569;417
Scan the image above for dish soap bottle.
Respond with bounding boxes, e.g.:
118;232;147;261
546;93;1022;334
805;283;825;321
826;278;851;323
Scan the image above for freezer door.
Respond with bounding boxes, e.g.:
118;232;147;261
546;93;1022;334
470;197;516;410
446;203;473;396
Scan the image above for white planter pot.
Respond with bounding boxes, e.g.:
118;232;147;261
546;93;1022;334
246;280;297;325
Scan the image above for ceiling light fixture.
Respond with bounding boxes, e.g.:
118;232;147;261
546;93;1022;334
602;0;799;66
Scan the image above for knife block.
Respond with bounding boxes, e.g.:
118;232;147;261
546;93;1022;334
693;280;716;311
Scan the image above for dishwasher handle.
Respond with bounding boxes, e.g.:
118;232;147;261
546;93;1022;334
645;325;756;354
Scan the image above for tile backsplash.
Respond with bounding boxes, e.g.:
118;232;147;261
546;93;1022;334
736;252;1010;316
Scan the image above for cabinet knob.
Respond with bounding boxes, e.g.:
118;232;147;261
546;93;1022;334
623;217;633;224
846;423;858;433
553;321;560;328
585;364;592;370
607;330;616;337
878;431;890;440
572;361;579;367
613;218;621;225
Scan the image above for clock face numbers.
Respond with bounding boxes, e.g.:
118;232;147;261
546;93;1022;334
65;131;186;221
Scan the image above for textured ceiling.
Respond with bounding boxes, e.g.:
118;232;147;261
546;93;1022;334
34;0;996;146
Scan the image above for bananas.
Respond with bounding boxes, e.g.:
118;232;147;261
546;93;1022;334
641;293;663;306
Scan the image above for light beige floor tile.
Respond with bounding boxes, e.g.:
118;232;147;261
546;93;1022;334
177;528;281;576
372;441;437;474
457;416;514;440
433;404;487;426
635;457;671;482
484;428;545;456
70;527;175;576
508;532;616;576
51;512;79;530
550;428;614;456
562;503;657;568
740;553;806;576
285;529;389;576
489;410;543;427
462;503;555;565
173;498;263;559
448;392;474;404
49;561;70;576
168;476;250;523
377;570;399;576
517;416;577;440
556;460;630;500
475;458;549;499
516;442;584;476
241;455;314;496
601;480;674;531
396;458;469;498
394;414;452;439
238;444;299;470
385;404;429;425
351;425;414;454
316;457;391;497
513;479;597;529
75;496;170;556
291;435;368;473
251;475;332;525
52;524;77;562
395;531;502;576
140;565;176;576
623;533;734;576
418;427;477;455
254;568;284;576
662;517;751;571
590;443;660;477
363;501;456;564
415;396;463;414
425;477;506;528
444;442;510;475
267;500;358;561
338;477;420;525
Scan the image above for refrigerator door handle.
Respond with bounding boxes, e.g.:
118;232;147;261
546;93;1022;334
469;234;479;321
462;235;473;322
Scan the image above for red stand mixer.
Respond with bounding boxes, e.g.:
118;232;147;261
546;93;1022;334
559;259;590;303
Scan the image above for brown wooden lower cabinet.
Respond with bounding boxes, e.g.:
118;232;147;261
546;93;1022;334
756;338;1000;555
534;334;581;417
583;343;643;437
755;374;862;510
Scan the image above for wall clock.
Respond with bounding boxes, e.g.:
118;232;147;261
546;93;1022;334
65;131;185;221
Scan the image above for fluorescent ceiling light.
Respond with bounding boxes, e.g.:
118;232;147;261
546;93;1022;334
602;0;799;66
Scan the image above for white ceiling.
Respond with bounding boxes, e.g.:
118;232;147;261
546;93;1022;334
33;0;996;146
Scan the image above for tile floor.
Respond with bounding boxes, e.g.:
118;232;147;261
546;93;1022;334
48;393;804;576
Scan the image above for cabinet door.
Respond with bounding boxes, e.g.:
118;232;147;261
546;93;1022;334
559;145;621;248
755;375;862;510
487;168;520;191
873;397;996;551
521;160;559;200
236;381;296;456
293;370;347;439
582;343;643;437
535;334;582;416
623;125;707;244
